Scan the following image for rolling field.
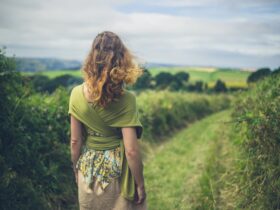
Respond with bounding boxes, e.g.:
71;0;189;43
21;66;251;88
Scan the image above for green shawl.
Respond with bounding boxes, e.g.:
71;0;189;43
68;83;143;201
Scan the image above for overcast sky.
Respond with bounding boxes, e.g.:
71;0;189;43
0;0;279;69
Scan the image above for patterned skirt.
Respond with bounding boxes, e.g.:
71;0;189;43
77;170;148;210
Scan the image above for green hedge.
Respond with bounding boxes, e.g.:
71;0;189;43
232;75;280;209
137;90;231;142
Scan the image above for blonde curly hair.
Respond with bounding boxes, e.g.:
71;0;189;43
82;31;143;108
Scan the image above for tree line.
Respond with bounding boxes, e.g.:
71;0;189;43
23;69;229;94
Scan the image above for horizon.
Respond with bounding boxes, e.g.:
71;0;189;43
13;56;260;71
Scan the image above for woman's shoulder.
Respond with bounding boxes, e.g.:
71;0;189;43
122;89;136;99
117;89;137;105
70;83;83;94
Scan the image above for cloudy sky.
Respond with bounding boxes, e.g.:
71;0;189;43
0;0;279;68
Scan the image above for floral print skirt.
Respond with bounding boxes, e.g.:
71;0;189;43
75;144;122;191
76;145;147;210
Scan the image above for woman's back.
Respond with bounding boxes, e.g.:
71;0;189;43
68;31;147;210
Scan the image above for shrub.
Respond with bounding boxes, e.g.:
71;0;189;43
232;74;280;209
0;50;77;210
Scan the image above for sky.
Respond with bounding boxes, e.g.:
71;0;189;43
0;0;280;69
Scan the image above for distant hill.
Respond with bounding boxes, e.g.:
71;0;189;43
142;62;180;68
15;57;82;72
14;57;255;73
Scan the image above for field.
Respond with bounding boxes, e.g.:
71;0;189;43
21;66;251;88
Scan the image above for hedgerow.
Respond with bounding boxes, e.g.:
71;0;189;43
231;74;280;209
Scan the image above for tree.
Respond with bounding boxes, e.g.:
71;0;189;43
186;80;204;92
44;74;83;93
214;79;227;92
174;71;189;83
133;68;153;89
194;81;204;92
154;72;174;89
23;74;50;92
172;71;190;90
272;66;280;75
247;68;271;83
169;80;181;91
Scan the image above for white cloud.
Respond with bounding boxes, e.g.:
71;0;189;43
0;0;279;68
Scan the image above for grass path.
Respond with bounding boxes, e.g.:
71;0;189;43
144;109;234;210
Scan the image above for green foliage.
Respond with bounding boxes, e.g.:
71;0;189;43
154;72;174;89
133;68;154;90
23;74;51;92
23;73;83;93
137;90;231;142
171;71;190;90
232;75;280;209
247;67;271;83
272;66;280;75
187;80;205;92
0;50;77;210
174;71;189;82
213;79;227;92
43;74;83;93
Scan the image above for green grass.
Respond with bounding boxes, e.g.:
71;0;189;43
21;66;250;88
21;70;83;79
144;109;235;210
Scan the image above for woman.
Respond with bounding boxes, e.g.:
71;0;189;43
68;31;147;210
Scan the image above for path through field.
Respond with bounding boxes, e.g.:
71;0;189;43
144;109;235;210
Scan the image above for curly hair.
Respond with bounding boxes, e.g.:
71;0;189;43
81;31;143;108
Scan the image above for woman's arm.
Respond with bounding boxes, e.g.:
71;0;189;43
70;115;83;170
122;127;146;204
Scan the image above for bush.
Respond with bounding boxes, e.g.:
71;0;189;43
0;50;77;210
232;75;280;209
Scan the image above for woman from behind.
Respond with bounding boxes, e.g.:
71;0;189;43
68;31;147;210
